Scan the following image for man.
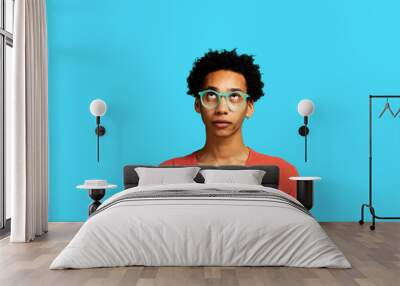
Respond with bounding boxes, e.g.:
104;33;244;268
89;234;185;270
159;49;299;198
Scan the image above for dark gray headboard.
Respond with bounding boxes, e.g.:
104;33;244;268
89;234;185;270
123;165;279;189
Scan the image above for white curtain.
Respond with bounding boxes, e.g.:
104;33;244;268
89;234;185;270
7;0;49;242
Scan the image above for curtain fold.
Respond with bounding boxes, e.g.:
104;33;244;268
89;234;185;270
7;0;49;242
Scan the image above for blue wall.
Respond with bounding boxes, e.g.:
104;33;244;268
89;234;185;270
47;0;400;222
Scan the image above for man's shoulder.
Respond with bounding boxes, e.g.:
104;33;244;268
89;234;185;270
249;148;298;172
159;158;176;166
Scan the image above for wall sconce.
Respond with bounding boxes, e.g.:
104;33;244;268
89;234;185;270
297;99;315;162
89;99;107;162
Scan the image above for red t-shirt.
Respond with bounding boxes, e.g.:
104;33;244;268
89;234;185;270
159;147;299;198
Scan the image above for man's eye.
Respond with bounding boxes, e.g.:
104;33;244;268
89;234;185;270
229;92;242;100
206;91;217;97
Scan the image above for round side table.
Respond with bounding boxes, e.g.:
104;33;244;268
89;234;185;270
77;182;117;216
289;176;321;210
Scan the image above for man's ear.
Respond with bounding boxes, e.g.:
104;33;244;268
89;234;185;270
246;99;255;118
194;97;201;113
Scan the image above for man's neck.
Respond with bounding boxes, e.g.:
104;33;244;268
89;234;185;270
195;131;249;164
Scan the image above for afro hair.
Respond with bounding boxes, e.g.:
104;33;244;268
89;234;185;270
186;48;265;102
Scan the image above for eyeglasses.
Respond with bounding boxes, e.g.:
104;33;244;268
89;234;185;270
198;89;250;112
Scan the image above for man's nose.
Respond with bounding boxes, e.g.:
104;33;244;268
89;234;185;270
215;96;229;113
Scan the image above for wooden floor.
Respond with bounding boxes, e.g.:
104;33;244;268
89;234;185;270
0;222;399;286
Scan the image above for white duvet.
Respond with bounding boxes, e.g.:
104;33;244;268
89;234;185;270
49;183;351;269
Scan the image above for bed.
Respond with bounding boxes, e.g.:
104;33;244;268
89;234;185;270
49;164;351;269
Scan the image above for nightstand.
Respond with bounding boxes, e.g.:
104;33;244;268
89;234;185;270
77;180;117;216
289;176;321;210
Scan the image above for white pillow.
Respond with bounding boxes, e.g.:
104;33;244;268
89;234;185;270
200;169;266;185
135;167;201;186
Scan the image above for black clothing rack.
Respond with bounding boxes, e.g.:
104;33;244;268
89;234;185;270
359;95;400;230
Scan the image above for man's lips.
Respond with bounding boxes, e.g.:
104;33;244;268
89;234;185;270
212;120;232;128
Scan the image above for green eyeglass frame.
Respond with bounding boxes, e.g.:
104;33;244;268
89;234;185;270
197;89;250;112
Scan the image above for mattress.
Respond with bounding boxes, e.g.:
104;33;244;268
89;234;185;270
49;182;351;269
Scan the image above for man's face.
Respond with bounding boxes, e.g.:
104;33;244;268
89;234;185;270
195;69;254;137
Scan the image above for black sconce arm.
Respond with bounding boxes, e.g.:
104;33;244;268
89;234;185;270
298;116;310;162
94;116;106;162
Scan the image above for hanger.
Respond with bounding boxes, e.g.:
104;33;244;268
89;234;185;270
378;98;395;118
